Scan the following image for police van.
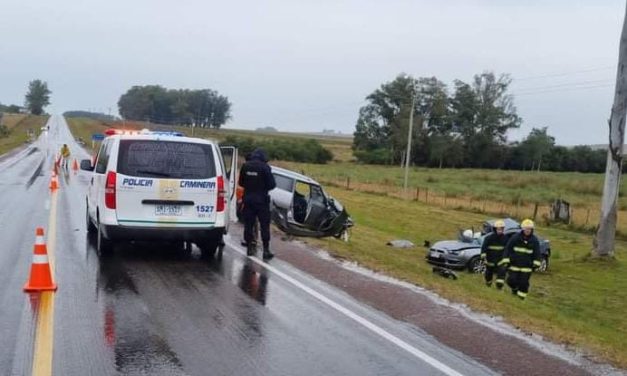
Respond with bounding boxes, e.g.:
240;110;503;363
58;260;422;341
81;129;237;256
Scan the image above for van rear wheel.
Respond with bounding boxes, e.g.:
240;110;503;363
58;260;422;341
97;218;113;255
86;205;96;234
199;235;223;259
181;241;193;258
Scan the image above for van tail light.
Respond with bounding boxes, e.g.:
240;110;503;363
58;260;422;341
217;176;225;212
105;171;117;209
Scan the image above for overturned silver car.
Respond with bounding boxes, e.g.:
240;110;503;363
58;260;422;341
268;167;353;241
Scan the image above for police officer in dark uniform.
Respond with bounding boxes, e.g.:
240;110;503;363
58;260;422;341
238;149;276;259
480;219;508;289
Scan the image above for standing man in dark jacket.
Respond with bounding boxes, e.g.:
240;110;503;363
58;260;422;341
500;219;542;300
238;149;276;259
480;219;508;289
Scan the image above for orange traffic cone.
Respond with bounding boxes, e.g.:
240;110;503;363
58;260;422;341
24;227;57;292
49;172;58;191
72;159;79;171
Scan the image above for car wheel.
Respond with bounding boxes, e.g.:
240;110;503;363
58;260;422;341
97;217;113;255
341;228;351;242
468;256;486;274
538;256;549;272
86;204;96;234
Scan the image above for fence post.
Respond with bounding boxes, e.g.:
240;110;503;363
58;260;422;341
585;209;591;226
415;187;420;201
426;189;429;203
516;197;521;218
568;208;573;225
482;200;486;212
533;202;539;221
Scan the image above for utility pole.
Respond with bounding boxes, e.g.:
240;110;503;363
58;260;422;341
403;91;416;192
593;2;627;258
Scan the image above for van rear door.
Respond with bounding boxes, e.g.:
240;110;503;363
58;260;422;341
115;139;219;227
219;146;238;222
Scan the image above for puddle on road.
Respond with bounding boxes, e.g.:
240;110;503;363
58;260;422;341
88;240;273;374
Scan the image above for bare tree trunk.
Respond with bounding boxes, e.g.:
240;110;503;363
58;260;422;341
537;156;542;172
593;3;627;257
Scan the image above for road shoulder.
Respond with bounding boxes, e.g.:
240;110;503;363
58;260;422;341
232;224;622;376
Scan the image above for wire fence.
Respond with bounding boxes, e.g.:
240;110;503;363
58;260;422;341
314;175;627;237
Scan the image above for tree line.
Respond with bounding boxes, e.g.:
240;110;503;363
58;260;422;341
222;135;333;164
0;103;21;114
353;73;609;173
118;85;231;128
63;110;117;122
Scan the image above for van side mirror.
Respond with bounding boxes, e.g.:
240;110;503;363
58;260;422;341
80;159;94;171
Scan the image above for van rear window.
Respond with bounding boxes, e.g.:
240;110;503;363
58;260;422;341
118;140;216;179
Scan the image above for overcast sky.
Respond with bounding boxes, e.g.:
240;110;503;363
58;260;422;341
0;0;624;145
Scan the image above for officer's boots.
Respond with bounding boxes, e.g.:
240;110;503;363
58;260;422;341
262;245;274;260
247;242;256;256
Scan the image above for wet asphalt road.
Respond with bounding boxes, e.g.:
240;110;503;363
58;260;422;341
0;116;497;376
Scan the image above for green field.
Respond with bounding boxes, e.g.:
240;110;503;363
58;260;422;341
66;116;627;367
277;161;627;237
0;114;49;155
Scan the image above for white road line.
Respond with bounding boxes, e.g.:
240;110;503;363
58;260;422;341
224;237;465;376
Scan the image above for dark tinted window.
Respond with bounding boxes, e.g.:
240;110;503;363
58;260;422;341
273;174;294;192
118;140;216;179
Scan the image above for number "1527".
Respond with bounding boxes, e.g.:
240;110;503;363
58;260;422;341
196;205;214;213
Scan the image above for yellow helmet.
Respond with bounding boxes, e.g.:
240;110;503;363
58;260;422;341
494;220;505;229
521;219;534;229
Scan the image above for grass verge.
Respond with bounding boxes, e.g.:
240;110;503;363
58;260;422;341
303;186;627;368
0;114;49;155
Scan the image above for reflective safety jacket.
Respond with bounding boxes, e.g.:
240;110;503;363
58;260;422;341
500;231;542;272
480;232;508;267
60;145;70;158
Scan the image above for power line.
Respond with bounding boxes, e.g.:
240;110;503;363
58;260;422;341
513;83;613;97
512;78;613;92
513;65;615;81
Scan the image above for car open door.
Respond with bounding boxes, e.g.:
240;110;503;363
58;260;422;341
220;146;238;223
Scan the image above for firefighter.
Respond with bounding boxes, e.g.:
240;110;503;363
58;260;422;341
500;219;542;300
480;219;508;289
238;149;276;260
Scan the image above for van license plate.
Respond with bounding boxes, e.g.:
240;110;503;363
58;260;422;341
155;205;182;216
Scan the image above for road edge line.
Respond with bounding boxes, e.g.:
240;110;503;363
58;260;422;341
225;237;465;376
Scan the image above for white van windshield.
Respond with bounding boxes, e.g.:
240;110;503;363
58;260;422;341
118;140;216;179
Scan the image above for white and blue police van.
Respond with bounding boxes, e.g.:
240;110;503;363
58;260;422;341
81;129;237;256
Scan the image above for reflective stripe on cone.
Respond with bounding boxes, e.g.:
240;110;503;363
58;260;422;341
24;227;57;292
